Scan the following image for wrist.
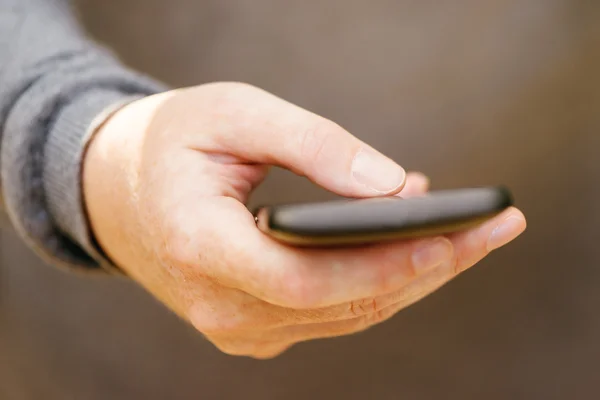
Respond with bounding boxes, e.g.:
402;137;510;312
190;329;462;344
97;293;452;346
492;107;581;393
81;94;160;274
78;95;147;272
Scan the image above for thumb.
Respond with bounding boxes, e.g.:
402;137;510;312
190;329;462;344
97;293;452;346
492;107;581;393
190;83;406;197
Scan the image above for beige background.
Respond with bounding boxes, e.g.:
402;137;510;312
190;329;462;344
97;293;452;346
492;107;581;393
2;1;600;399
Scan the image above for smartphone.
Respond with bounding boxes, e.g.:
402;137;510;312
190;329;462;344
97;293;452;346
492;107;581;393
253;186;513;247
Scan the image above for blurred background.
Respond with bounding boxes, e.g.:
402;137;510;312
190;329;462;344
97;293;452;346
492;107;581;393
2;0;600;398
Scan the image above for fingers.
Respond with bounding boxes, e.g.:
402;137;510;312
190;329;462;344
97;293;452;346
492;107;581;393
186;258;457;336
203;264;454;358
275;259;455;327
206;334;293;360
180;82;407;197
447;207;527;274
199;264;454;359
185;206;525;359
168;197;525;314
188;201;453;309
270;301;411;345
172;197;526;313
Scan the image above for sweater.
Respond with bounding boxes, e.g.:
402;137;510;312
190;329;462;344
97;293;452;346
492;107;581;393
0;0;167;273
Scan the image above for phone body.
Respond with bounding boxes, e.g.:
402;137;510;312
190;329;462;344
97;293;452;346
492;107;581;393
253;186;513;247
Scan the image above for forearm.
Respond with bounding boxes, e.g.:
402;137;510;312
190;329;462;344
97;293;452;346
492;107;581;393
0;0;167;272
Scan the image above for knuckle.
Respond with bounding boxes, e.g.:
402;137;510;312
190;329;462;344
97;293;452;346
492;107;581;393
347;303;402;333
349;297;383;316
368;297;383;313
218;81;258;94
309;304;401;340
349;301;359;316
188;304;244;336
156;231;192;268
155;210;217;272
209;81;260;112
212;338;287;359
363;305;397;327
205;81;257;97
297;119;338;164
214;341;252;357
252;344;291;360
153;211;196;267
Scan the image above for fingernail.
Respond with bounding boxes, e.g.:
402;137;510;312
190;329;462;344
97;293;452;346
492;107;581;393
351;149;406;193
411;238;454;273
487;216;526;251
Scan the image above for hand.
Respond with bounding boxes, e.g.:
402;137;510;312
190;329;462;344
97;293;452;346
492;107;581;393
83;82;526;359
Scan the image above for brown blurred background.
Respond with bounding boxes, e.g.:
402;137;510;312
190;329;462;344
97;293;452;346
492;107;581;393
2;0;600;399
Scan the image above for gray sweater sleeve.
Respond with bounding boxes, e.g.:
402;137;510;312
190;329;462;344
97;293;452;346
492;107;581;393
0;0;168;273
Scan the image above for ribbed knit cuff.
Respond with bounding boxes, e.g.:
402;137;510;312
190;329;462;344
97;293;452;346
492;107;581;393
44;90;145;275
1;62;168;275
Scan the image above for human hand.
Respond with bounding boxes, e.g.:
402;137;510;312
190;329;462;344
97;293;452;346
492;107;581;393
83;82;526;359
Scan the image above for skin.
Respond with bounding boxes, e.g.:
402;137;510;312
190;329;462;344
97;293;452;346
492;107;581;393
83;82;527;359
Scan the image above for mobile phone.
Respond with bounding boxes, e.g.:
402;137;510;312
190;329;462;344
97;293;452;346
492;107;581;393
253;186;513;247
